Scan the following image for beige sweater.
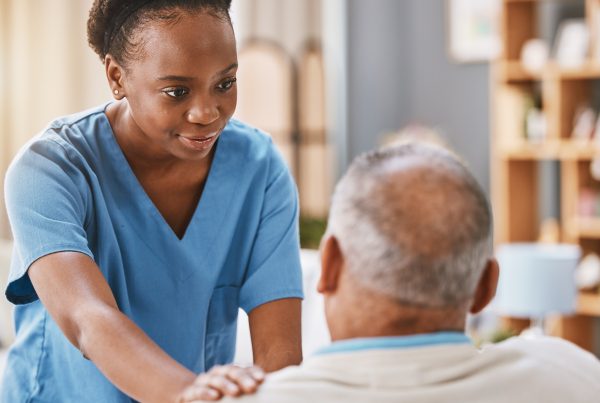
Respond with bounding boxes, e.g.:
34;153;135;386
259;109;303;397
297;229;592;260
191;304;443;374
225;336;600;403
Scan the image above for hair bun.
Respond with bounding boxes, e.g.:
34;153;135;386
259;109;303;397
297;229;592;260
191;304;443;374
87;0;233;62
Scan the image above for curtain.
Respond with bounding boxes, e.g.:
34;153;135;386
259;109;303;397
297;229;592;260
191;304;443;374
232;0;322;55
232;0;339;219
0;0;110;239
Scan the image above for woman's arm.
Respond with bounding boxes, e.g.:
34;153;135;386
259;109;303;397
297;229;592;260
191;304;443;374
248;298;302;372
29;251;260;402
29;251;195;402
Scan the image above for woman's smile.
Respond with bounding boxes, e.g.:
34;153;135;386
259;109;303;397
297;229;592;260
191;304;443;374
176;131;220;151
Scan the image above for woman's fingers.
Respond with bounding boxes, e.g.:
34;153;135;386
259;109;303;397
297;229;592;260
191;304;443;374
221;366;264;393
179;381;221;401
204;371;242;396
247;366;266;383
180;365;266;402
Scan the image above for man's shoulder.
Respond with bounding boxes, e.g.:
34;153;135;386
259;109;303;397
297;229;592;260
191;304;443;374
490;335;598;363
484;336;600;385
222;338;600;402
220;365;312;403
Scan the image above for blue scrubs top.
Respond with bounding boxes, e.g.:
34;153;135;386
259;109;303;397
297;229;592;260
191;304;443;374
1;104;304;402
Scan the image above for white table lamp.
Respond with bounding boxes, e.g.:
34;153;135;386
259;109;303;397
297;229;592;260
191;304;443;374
494;243;580;336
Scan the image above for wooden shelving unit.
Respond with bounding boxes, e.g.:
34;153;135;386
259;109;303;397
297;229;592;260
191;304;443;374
500;139;600;160
498;60;600;83
578;292;600;316
576;217;600;239
493;0;600;352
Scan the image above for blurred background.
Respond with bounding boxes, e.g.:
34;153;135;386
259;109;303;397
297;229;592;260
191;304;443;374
0;0;494;246
2;0;600;370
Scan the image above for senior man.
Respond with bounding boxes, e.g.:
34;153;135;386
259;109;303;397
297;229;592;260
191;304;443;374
221;142;600;403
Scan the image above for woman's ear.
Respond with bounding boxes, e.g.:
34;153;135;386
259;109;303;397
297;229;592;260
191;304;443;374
317;235;344;295
105;55;125;99
469;258;500;314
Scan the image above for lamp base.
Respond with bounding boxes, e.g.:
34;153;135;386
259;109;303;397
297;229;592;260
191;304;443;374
520;316;546;338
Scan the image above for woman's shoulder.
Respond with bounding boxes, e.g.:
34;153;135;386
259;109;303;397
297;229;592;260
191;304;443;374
15;104;109;154
47;103;109;131
8;104;110;175
222;119;286;168
223;119;275;155
42;103;109;147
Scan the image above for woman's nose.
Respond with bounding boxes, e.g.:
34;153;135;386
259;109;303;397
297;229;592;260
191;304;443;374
186;98;219;125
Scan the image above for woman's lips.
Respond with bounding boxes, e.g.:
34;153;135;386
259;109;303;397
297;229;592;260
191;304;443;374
177;132;218;151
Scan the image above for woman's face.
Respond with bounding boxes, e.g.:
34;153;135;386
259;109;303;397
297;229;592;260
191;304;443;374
118;10;237;162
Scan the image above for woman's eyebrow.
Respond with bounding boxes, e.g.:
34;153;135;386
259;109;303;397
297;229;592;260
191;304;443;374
156;63;238;82
156;75;193;82
218;63;238;75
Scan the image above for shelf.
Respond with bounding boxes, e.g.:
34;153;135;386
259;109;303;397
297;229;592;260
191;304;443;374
504;0;563;2
576;217;600;239
504;0;561;3
499;140;600;160
577;292;600;316
498;61;600;83
494;0;600;351
497;61;540;82
556;63;600;80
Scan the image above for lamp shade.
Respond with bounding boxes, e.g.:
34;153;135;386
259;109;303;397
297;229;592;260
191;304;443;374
494;243;580;318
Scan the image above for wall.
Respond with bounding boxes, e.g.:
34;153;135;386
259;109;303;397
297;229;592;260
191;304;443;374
346;0;491;194
346;0;413;171
408;1;491;194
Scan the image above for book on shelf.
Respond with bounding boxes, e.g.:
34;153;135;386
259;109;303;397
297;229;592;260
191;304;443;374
495;85;533;149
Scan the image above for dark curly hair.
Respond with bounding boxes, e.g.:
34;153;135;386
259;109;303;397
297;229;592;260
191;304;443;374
87;0;232;65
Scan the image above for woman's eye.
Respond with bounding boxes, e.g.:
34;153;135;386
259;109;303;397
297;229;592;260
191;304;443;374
217;77;237;91
163;88;189;98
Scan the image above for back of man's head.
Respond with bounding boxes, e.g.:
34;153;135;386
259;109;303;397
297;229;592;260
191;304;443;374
327;142;493;309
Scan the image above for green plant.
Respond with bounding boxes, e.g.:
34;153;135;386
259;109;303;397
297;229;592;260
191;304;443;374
299;217;327;250
488;327;518;344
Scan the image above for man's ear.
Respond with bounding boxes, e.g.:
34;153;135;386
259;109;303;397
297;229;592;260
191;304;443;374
469;258;499;314
317;235;344;295
105;55;126;99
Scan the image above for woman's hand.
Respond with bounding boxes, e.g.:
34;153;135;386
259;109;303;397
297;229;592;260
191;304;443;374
179;365;265;402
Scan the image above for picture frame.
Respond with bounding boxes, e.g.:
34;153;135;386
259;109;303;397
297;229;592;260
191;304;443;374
447;0;502;63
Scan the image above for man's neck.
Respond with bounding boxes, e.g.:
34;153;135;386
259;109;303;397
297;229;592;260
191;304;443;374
330;313;466;342
327;281;467;342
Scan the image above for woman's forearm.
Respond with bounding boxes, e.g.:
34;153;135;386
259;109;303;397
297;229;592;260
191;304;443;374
77;304;195;403
28;252;196;402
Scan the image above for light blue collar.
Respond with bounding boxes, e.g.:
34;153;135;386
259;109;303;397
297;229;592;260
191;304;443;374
316;332;471;355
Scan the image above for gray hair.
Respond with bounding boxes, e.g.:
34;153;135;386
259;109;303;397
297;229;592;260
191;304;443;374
327;142;493;307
